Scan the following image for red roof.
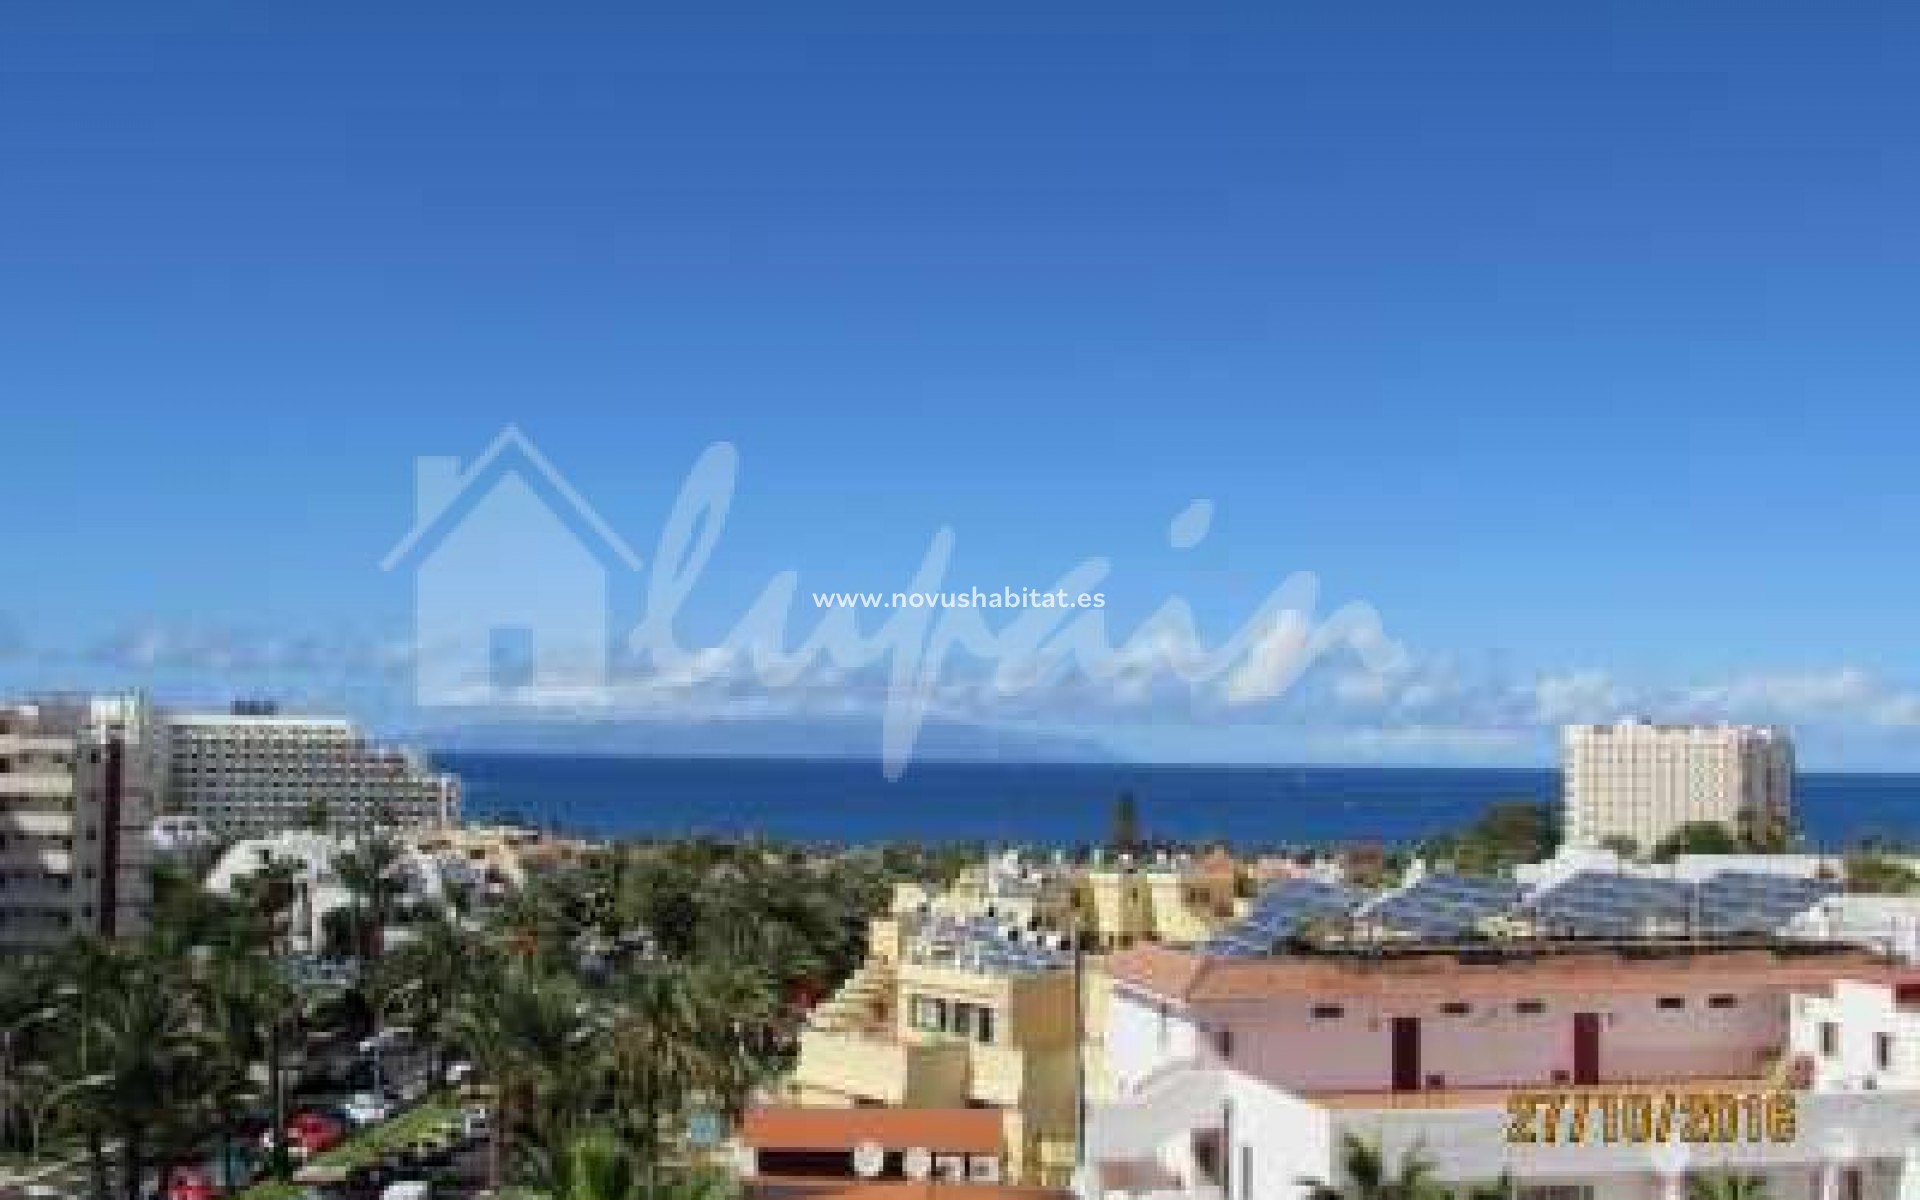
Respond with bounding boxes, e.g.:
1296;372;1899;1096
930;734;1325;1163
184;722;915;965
742;1106;1005;1154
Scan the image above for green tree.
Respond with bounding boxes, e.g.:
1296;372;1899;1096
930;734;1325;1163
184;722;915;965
1299;1133;1448;1200
1688;1170;1770;1200
1110;791;1143;857
451;960;591;1188
1845;852;1920;895
1653;821;1742;862
334;834;406;961
1599;834;1641;860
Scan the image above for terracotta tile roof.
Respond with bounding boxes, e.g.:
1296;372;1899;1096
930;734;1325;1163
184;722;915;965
742;1106;1005;1154
1108;942;1920;1005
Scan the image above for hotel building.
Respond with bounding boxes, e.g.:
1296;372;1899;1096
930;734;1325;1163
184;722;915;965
1086;939;1920;1200
0;693;157;950
1563;722;1794;852
164;707;460;836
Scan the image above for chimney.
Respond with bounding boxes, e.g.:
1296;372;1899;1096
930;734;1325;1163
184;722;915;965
415;456;463;525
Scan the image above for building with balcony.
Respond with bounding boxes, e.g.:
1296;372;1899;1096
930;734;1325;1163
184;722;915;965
163;706;459;835
787;904;1099;1188
0;692;156;950
1085;939;1920;1200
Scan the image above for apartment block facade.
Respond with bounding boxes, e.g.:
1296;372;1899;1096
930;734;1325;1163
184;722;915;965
1564;721;1794;852
1087;942;1920;1200
0;693;156;950
164;709;460;836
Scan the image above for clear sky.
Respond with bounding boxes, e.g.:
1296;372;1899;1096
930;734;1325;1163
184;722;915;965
4;3;1920;766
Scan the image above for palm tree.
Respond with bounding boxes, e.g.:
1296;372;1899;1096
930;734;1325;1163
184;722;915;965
546;1127;639;1200
607;964;716;1199
450;959;591;1188
335;834;407;961
1299;1133;1448;1200
1689;1170;1771;1200
1463;1174;1517;1200
76;955;218;1200
380;910;494;1083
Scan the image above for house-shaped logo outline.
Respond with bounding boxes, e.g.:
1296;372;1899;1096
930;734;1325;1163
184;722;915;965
382;425;642;704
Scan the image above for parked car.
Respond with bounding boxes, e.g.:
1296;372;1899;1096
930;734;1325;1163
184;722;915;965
165;1169;217;1200
442;1061;474;1085
263;1111;346;1161
342;1093;396;1127
379;1182;429;1200
460;1106;490;1141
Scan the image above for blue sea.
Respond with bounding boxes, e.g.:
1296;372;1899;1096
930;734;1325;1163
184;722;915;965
438;753;1920;851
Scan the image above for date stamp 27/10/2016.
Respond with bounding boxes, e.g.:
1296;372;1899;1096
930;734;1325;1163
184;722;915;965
1506;1091;1797;1146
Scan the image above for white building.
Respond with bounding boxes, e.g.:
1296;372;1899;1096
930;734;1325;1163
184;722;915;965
1086;941;1920;1200
1563;721;1794;852
0;693;157;950
164;708;460;836
206;830;457;954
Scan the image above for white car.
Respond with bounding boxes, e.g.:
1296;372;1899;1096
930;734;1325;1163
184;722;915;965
443;1060;475;1085
461;1105;491;1140
379;1183;430;1200
342;1093;396;1126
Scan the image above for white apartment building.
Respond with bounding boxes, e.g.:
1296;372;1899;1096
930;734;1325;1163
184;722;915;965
1563;721;1794;852
1085;941;1920;1200
164;709;459;836
0;693;156;950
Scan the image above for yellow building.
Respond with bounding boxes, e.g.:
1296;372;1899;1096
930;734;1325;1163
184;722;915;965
785;852;1240;1184
1074;849;1240;950
788;909;1100;1187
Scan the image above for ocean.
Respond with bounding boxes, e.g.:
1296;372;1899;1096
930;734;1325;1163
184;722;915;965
438;753;1920;850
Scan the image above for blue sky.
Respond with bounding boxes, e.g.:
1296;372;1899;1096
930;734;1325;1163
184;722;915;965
4;3;1920;766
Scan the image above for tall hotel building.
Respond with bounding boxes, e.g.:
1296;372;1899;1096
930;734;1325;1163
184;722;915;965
1563;719;1794;851
0;693;157;950
165;706;460;836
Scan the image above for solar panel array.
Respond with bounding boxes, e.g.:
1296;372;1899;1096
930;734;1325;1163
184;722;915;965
1528;871;1699;935
1694;871;1840;934
1362;872;1525;939
908;913;1072;976
1199;878;1363;957
1194;866;1841;957
1526;870;1841;937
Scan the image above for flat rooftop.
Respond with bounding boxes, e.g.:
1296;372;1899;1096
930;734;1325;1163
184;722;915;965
1110;940;1918;1005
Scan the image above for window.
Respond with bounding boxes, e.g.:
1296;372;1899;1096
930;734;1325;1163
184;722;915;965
1516;999;1546;1015
1707;995;1739;1010
1311;1004;1344;1019
910;996;949;1032
1440;1002;1472;1016
1240;1146;1252;1200
1877;1033;1894;1071
1656;997;1686;1011
1213;1028;1234;1061
1820;1022;1840;1058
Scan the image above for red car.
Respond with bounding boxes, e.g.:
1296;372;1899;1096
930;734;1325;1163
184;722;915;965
261;1111;346;1161
166;1168;217;1200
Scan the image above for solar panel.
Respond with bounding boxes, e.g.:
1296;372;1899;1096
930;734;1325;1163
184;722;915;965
1362;872;1523;938
1198;877;1363;956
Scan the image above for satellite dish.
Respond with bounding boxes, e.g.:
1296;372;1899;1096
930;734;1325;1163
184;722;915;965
730;1143;758;1177
903;1147;933;1181
853;1141;886;1180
